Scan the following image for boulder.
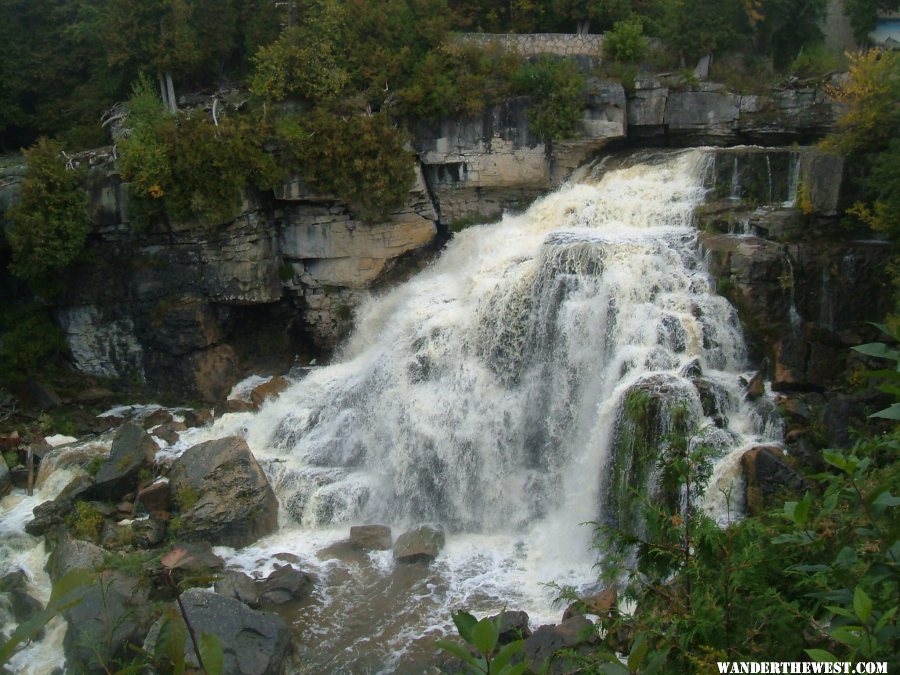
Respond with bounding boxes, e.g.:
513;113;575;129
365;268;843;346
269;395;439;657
46;534;104;583
562;588;617;621
249;376;290;409
169;437;278;548
136;479;171;518
167;541;226;575
26;474;94;536
143;589;292;675
393;525;445;564
0;570;43;626
63;570;151;673
349;524;392;551
215;570;261;608
131;519;167;548
258;564;314;605
740;445;808;516
91;423;157;500
75;387;115;404
487;610;532;644
25;379;62;410
523;615;598;673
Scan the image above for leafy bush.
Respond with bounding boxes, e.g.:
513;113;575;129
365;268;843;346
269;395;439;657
249;0;350;102
825;49;900;157
436;610;527;674
398;43;522;119
789;44;842;79
277;110;415;222
511;57;585;142
119;78;282;229
775;438;899;667
0;307;67;383
6;138;91;294
603;19;648;62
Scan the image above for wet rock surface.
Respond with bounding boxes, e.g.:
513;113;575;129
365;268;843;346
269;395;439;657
393;525;446;564
169;436;278;548
143;589;292;675
91;423;156;500
350;524;392;551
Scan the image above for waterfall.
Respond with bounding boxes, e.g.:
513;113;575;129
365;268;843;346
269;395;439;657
167;148;779;670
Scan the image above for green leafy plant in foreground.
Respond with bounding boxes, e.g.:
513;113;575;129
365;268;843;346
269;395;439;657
436;610;528;674
851;322;900;420
777;438;899;667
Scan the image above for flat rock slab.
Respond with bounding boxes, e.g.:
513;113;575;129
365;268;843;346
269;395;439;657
144;589;291;675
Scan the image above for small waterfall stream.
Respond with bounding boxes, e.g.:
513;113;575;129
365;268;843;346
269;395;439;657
170;148;779;670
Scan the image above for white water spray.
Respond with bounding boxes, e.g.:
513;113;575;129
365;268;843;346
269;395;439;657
173;149;781;670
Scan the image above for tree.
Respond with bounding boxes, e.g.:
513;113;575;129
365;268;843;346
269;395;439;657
104;0;240;112
6;138;91;294
249;0;350;102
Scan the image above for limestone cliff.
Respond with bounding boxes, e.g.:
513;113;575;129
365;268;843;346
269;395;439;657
3;73;865;401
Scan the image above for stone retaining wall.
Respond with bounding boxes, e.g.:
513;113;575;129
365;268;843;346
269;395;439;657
457;32;605;58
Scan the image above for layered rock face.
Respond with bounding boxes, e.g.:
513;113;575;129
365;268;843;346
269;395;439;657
2;63;849;401
697;147;894;392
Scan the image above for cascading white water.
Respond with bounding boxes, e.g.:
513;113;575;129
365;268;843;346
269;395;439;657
168;148;779;670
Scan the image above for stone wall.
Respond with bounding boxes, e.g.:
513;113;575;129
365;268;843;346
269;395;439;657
456;33;604;58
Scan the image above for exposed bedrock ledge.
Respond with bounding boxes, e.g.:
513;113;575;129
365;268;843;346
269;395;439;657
413;83;627;224
43;77;846;400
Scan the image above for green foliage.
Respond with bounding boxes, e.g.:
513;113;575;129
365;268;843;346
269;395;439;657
6;137;91;293
789;44;842;79
511;57;585;142
847;138;900;240
603;19;648;63
339;0;454;105
751;0;827;69
775;437;899;666
0;306;67;383
825;49;900;157
436;610;528;674
277;111;415;223
669;0;749;61
249;0;350;102
851;322;900;419
398;43;522;119
86;455;105;478
119;79;282;229
3;450;19;469
66;501;105;543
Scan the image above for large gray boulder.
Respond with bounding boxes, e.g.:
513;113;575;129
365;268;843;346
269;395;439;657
143;589;292;675
63;570;151;673
92;423;157;500
393;525;445;564
169;437;278;548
